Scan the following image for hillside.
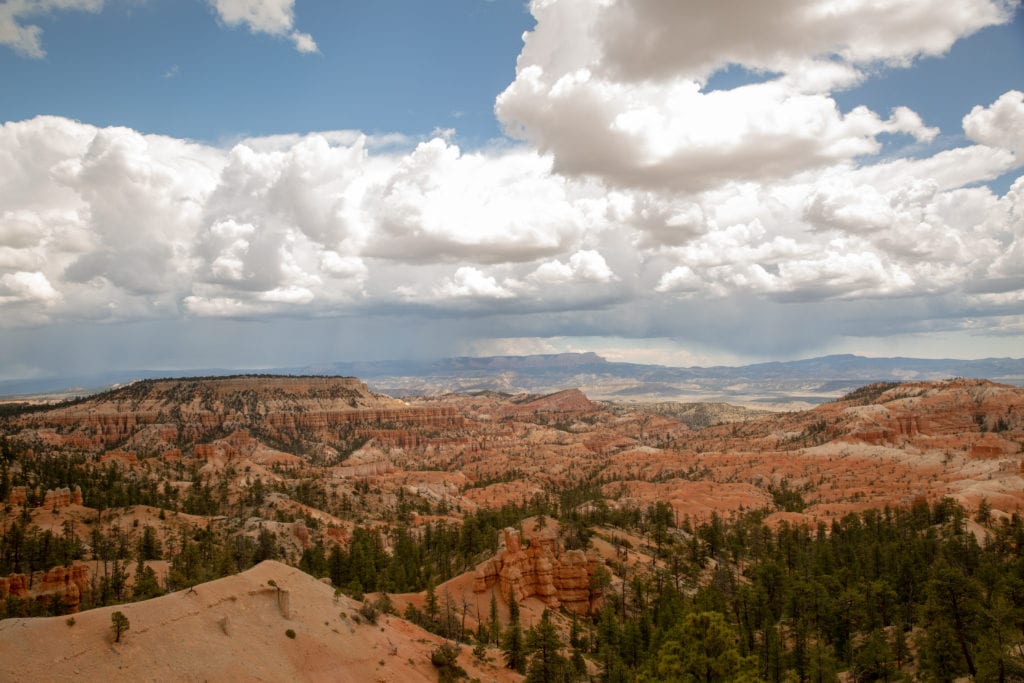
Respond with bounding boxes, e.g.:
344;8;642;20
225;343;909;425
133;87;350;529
0;560;514;682
7;375;459;465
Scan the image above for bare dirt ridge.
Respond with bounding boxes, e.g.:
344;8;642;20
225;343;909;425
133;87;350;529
0;560;517;682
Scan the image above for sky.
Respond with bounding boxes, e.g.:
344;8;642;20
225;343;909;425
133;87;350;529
1;0;1023;379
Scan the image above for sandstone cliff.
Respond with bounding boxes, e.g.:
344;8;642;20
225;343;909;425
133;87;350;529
11;376;463;453
504;388;596;415
0;563;90;612
472;517;602;615
8;485;83;508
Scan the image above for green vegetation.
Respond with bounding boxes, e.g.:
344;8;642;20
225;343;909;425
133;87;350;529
303;498;549;598
430;642;466;682
525;609;570;682
839;382;902;405
4;394;1024;681
766;478;808;512
502;590;527;673
111;610;129;642
562;498;1024;682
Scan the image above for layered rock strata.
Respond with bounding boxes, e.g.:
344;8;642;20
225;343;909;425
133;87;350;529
0;563;90;612
7;485;83;508
12;377;463;450
472;520;602;615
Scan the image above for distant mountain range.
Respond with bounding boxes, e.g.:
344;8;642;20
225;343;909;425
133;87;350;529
3;352;1023;408
291;353;1024;408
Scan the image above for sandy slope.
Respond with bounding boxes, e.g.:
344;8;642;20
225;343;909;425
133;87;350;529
0;561;518;682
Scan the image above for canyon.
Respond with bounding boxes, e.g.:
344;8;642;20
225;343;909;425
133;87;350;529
1;374;1023;680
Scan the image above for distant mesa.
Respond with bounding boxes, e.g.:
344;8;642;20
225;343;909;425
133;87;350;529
505;388;596;414
6;375;463;452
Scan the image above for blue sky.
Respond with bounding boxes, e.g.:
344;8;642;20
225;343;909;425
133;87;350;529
1;0;534;145
1;0;1023;379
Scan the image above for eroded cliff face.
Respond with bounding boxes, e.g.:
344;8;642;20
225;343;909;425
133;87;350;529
472;517;602;615
838;380;1024;453
503;389;596;416
11;376;463;452
7;485;83;508
687;378;1024;455
0;563;90;612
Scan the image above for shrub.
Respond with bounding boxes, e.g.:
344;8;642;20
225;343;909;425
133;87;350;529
358;600;380;625
431;642;466;682
374;593;395;615
285;628;296;639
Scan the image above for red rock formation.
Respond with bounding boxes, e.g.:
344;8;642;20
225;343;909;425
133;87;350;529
292;520;311;549
12;377;463;451
0;563;90;612
504;389;596;416
100;450;138;466
8;486;30;506
968;433;1018;458
472;518;602;615
194;442;239;461
334;460;396;479
42;487;68;508
324;526;351;546
41;486;82;508
584;435;635;455
0;573;28;598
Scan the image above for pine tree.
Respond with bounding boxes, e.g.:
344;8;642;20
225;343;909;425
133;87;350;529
851;627;893;682
441;588;458;640
489;591;501;645
569;613;585;650
111;610;129;643
526;609;568;683
137;525;162;561
132;557;162;601
891;619;911;672
503;621;526;673
919;561;982;680
649;611;757;683
502;590;527;672
425;579;440;630
595;603;622;680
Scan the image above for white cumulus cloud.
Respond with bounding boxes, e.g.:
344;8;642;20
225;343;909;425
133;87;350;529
496;0;1003;192
0;0;103;58
0;270;60;305
434;266;515;300
964;89;1024;158
210;0;319;53
528;250;616;284
590;0;1011;83
363;139;585;263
